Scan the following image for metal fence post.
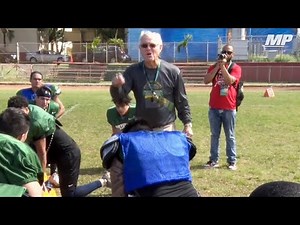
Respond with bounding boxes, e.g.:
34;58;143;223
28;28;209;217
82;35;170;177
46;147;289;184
16;42;20;64
268;66;271;83
173;42;176;63
85;42;88;62
206;41;209;62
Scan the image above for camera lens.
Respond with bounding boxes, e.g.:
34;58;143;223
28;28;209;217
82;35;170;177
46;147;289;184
217;53;226;60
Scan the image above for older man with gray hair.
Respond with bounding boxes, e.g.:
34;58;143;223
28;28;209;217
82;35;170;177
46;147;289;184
109;30;194;196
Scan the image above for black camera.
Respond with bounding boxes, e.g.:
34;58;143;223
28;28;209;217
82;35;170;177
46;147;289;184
217;53;226;60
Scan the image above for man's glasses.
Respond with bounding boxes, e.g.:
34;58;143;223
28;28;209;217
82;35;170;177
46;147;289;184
221;50;233;55
140;43;157;48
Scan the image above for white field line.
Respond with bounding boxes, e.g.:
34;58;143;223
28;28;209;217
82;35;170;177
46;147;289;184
60;104;79;118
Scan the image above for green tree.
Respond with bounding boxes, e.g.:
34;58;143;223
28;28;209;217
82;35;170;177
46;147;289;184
177;34;193;62
107;38;124;49
88;36;101;62
49;28;65;53
107;37;125;63
95;28;125;42
37;28;65;53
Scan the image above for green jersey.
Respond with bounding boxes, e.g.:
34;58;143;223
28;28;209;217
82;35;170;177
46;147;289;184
47;100;60;117
27;104;56;143
34;100;60;118
0;133;43;186
106;104;136;131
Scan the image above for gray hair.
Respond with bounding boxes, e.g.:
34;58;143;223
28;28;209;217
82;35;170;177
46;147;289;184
139;30;163;45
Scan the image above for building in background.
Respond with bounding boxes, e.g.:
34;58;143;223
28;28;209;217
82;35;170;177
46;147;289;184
246;28;298;58
0;28;39;52
1;28;299;63
127;28;298;62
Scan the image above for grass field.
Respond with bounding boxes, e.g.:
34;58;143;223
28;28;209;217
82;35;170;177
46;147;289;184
1;84;300;197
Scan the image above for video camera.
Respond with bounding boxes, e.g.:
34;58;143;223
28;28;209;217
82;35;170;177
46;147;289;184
217;53;226;60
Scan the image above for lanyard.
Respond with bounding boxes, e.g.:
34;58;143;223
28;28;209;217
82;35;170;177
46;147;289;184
143;61;161;93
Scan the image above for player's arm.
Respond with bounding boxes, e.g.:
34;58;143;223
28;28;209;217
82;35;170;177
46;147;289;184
52;95;65;119
23;181;43;197
33;137;48;173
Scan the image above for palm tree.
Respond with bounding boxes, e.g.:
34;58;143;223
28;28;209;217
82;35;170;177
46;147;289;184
177;34;193;62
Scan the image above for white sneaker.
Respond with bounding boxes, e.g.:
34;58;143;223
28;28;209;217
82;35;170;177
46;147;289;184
228;162;237;171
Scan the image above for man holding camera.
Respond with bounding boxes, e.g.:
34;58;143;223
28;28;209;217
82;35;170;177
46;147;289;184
203;44;242;171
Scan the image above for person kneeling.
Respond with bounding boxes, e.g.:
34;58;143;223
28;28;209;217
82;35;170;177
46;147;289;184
100;118;200;197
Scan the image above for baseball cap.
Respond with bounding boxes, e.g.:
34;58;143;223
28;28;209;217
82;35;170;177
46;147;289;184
36;86;52;98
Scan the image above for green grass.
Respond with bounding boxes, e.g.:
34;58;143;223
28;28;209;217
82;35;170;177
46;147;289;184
1;86;300;197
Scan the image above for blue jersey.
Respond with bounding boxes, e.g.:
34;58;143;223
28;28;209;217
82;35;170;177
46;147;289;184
119;131;193;193
16;84;61;104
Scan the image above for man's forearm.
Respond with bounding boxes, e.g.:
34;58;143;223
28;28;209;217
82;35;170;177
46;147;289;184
34;138;48;172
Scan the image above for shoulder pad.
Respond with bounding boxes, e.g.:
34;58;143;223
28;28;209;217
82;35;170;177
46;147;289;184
100;134;120;169
46;84;61;96
187;137;197;160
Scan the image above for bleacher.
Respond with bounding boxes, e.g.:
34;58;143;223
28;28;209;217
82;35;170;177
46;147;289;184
49;62;108;83
174;63;210;83
48;62;210;84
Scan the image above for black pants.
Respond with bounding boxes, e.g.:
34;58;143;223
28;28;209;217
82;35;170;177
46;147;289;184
134;181;200;197
47;126;81;197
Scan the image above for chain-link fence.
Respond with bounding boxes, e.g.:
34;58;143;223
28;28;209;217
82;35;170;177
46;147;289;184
2;62;300;84
0;63;63;82
1;34;300;63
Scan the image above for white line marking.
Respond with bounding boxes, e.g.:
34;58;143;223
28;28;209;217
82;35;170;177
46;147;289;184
60;104;79;118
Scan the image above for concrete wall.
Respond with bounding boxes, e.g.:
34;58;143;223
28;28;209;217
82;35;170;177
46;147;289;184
0;28;39;52
239;62;300;83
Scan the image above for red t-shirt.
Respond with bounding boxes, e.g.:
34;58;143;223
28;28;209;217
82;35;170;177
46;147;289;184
207;62;242;110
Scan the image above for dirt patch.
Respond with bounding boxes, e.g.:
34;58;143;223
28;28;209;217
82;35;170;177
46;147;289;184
1;84;300;92
0;84;109;91
185;85;300;92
